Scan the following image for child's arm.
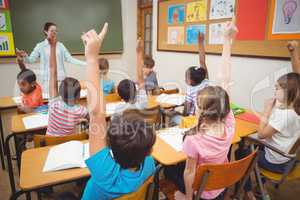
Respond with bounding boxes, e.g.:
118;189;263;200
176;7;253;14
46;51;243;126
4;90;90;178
287;41;300;74
16;55;26;71
49;36;58;98
81;23;108;155
217;17;238;93
136;38;145;88
258;98;277;139
183;157;197;200
198;32;208;78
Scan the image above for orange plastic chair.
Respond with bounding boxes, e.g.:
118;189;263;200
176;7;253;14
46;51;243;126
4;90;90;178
123;105;161;128
159;88;179;95
114;176;154;200
192;150;257;200
247;134;300;199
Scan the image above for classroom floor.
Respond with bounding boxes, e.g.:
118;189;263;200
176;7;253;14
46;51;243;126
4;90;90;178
1;160;300;200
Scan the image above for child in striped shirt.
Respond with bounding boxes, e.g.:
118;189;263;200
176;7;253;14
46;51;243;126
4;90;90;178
46;34;88;136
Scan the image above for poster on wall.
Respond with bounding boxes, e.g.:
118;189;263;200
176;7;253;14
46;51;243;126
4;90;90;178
167;26;185;44
186;25;206;45
209;22;226;45
0;10;12;32
0;32;15;56
209;0;235;20
271;0;300;34
0;0;8;9
186;0;207;22
168;4;185;25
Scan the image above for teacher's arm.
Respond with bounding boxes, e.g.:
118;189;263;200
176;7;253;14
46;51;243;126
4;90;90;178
24;44;40;64
61;44;87;66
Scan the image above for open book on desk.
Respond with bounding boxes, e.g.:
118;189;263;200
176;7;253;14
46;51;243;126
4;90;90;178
157;127;190;152
43;141;90;172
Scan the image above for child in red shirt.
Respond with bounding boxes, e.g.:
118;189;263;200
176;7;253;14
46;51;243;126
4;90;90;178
16;57;43;113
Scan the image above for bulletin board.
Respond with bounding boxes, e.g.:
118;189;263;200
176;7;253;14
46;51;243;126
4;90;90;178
157;0;300;59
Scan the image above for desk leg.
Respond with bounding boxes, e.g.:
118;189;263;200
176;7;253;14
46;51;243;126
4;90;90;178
25;192;31;200
5;133;17;194
0;112;6;170
0;135;5;170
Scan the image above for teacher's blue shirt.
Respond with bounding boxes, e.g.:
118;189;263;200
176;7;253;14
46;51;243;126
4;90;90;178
25;39;86;93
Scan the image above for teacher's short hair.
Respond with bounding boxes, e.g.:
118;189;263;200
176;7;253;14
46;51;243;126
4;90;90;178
43;22;56;33
59;77;81;104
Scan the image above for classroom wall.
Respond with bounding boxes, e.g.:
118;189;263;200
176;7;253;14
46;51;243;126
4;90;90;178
152;0;292;112
0;0;137;97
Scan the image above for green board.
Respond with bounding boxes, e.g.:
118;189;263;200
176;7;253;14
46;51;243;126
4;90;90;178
9;0;123;54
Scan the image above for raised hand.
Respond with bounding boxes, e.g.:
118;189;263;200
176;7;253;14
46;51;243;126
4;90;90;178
198;32;205;46
81;23;108;61
48;35;57;47
136;37;144;54
287;40;298;52
16;49;28;58
223;16;238;40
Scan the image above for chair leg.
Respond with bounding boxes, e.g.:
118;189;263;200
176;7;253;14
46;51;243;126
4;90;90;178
254;164;270;200
25;192;31;200
37;191;42;200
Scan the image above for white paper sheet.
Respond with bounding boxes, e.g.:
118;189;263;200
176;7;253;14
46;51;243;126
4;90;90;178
209;0;235;20
12;96;22;104
43;141;85;172
158;127;189;152
106;102;126;115
22;113;49;129
156;94;185;106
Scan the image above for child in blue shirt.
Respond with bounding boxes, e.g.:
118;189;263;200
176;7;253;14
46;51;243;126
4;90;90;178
98;58;115;95
81;24;156;200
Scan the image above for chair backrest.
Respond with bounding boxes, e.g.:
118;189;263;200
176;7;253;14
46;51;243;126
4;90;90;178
123;105;161;126
192;150;257;199
105;93;122;103
114;176;154;200
289;138;300;155
33;132;88;148
159;88;179;95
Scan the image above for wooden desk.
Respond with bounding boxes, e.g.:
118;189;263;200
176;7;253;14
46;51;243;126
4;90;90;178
0;96;18;109
20;146;90;191
152;117;258;166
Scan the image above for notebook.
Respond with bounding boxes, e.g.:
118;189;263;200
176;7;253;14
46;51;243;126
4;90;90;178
158;127;190;152
43;141;90;172
230;103;246;116
22;113;49;129
156;94;185;106
236;112;260;125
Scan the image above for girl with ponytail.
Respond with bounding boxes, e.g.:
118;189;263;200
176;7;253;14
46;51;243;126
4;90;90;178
164;18;238;200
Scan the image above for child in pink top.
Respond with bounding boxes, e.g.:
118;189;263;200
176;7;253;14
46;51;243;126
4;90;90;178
164;18;238;200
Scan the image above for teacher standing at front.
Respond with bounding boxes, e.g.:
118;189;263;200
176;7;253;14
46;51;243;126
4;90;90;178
17;22;86;93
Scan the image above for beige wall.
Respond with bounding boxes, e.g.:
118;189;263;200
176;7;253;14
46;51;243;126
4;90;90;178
152;0;292;112
0;0;295;113
0;0;137;97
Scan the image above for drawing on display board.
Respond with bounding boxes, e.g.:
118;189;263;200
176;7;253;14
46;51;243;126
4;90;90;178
209;0;235;20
